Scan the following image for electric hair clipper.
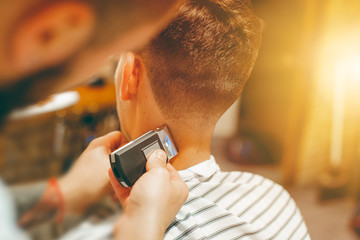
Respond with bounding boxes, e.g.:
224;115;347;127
109;126;177;187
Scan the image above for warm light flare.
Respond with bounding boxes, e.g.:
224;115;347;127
316;28;360;169
345;56;360;84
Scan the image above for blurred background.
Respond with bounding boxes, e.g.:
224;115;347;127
1;0;360;239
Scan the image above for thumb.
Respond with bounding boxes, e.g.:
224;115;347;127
146;150;167;171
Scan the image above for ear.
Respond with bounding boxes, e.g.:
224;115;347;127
116;52;140;101
11;1;94;71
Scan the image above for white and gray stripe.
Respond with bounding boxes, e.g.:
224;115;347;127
164;156;310;240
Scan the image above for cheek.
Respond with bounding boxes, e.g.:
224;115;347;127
117;100;125;127
117;101;131;139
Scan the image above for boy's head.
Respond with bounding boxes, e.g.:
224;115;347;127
115;0;262;141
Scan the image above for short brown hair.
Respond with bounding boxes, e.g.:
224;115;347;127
140;0;262;122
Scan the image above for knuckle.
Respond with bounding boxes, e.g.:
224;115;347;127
88;138;99;147
152;168;169;178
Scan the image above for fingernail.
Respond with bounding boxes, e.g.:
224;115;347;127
154;150;166;159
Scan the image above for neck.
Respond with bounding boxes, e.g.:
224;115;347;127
168;127;213;170
170;147;211;170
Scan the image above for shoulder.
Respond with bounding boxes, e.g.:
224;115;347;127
0;179;16;224
186;170;288;206
165;171;310;240
0;179;29;240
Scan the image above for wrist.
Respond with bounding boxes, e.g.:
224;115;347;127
49;178;65;223
114;212;164;240
58;175;88;214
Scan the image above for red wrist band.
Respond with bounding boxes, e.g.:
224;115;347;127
49;178;65;224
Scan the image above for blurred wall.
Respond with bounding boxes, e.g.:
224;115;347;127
241;0;320;183
297;0;360;188
240;0;360;191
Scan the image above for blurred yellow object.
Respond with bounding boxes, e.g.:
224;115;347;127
294;0;360;194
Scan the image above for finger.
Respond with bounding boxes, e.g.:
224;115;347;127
19;211;32;228
166;163;183;181
146;150;167;171
166;163;189;201
97;131;128;152
108;168;130;206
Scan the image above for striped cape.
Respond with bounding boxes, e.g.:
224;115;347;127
164;156;310;240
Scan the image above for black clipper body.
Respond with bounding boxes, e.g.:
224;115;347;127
109;126;177;187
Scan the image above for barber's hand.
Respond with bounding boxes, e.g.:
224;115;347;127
109;150;189;240
58;131;127;214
